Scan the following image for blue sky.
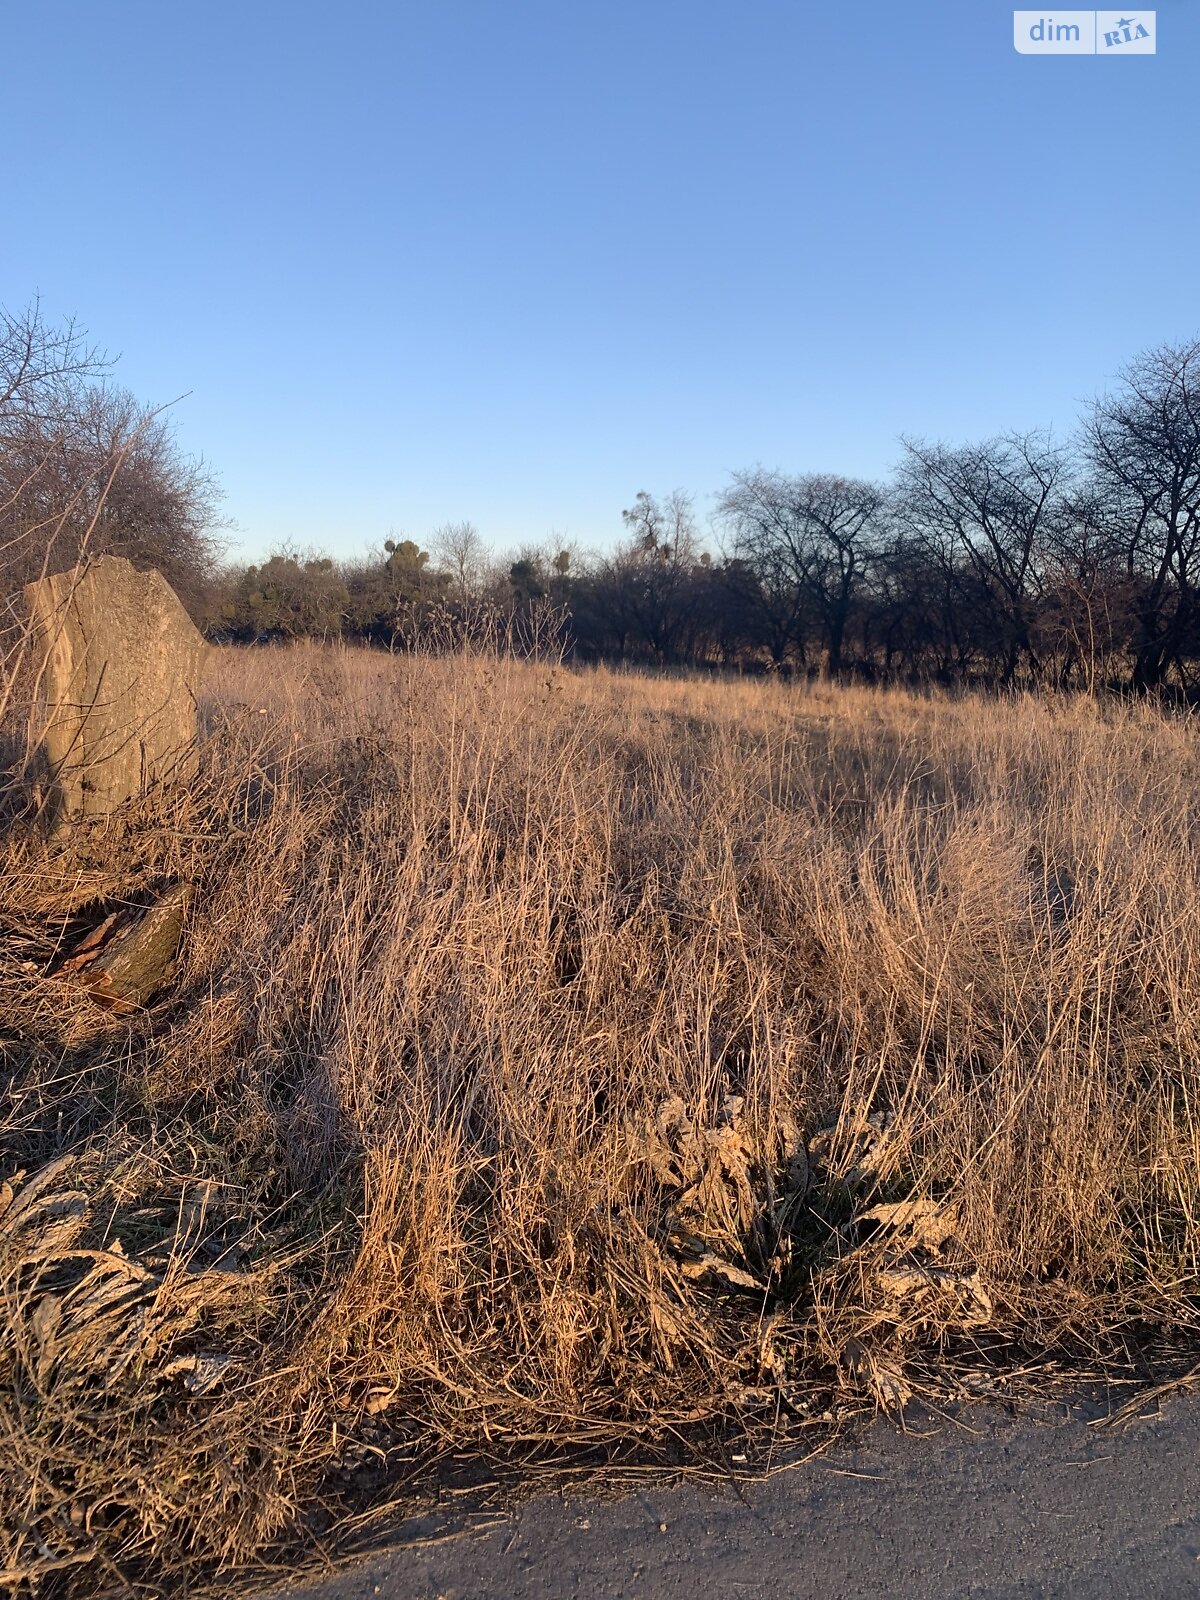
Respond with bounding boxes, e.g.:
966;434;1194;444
4;0;1195;562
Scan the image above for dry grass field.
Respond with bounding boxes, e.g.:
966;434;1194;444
3;644;1200;1593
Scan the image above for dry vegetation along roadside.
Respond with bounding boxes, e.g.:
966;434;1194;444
3;645;1200;1594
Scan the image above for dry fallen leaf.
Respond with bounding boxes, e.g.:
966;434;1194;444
842;1335;914;1412
677;1251;763;1293
876;1262;994;1328
861;1196;958;1255
161;1352;237;1395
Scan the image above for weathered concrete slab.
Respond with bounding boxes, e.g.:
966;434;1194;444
24;556;204;824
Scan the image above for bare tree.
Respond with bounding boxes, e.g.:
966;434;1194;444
431;520;489;603
1035;482;1130;691
1;304;106;588
0;299;103;419
1;302;224;615
718;469;885;675
1082;339;1200;691
896;433;1066;685
607;490;703;664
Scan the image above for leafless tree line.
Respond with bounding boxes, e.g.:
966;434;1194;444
217;337;1199;693
579;339;1200;692
6;302;1199;696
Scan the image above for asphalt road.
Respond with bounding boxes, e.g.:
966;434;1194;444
266;1388;1200;1600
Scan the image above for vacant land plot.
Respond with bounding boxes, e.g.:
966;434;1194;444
3;646;1199;1594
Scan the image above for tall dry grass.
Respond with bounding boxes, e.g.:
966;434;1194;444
3;643;1200;1592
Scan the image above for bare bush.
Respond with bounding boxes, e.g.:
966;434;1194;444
0;302;224;614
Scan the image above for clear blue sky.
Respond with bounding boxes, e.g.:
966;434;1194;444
5;0;1196;562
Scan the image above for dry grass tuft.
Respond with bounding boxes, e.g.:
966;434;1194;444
3;642;1200;1592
